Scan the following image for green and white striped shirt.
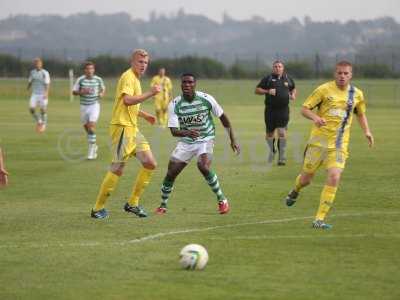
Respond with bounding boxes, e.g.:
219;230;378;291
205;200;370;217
73;75;105;105
168;91;224;144
28;68;50;95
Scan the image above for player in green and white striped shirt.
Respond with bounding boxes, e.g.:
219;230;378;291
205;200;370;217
27;57;50;133
72;61;106;160
155;73;240;215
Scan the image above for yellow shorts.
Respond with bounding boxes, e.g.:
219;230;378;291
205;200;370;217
110;125;151;163
302;145;348;174
154;98;169;111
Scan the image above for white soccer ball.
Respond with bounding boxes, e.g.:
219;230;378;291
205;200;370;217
179;244;209;270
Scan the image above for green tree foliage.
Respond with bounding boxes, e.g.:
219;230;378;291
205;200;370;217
0;54;398;79
285;61;314;79
354;64;396;78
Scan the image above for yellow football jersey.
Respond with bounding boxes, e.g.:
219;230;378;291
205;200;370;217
150;75;172;101
303;81;366;152
110;68;142;127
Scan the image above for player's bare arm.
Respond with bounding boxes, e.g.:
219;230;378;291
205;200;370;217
170;127;200;139
357;113;374;147
219;113;240;154
138;110;156;125
290;88;297;100
122;85;161;106
301;106;326;127
72;88;89;96
255;87;275;95
0;147;9;187
44;84;50;99
99;87;106;98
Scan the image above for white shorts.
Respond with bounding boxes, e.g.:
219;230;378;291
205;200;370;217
80;102;100;124
29;94;48;109
171;140;214;163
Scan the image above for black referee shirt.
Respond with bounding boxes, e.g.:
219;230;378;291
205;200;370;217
257;73;295;109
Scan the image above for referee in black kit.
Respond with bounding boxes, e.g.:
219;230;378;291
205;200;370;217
255;60;296;165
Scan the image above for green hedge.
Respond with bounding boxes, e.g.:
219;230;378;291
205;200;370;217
0;53;398;79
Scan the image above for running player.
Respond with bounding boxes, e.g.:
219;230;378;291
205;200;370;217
155;73;240;215
72;61;105;160
27;58;50;133
284;61;374;229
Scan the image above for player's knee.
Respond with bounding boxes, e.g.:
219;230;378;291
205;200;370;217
266;132;274;139
301;173;313;186
302;177;312;186
86;123;95;132
277;128;286;138
87;127;95;135
143;160;157;170
327;172;341;186
110;163;124;176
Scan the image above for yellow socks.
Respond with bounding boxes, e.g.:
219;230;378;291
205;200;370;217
93;171;120;211
128;167;154;206
315;185;337;221
294;175;303;192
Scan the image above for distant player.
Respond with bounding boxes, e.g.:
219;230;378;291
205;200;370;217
150;67;173;127
72;61;106;160
0;146;8;188
255;60;296;165
284;61;374;229
155;73;240;215
27;58;50;133
91;49;161;219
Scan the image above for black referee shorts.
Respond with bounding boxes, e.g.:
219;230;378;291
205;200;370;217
264;106;289;133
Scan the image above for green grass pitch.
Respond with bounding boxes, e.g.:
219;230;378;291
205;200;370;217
0;78;399;299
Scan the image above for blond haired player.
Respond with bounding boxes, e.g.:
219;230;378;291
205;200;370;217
91;49;161;219
27;58;50;133
284;61;374;229
151;67;173;127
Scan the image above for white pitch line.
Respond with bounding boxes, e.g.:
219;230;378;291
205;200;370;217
210;233;400;240
121;215;313;246
0;211;399;249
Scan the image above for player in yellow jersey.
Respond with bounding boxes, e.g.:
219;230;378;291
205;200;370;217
91;49;161;219
284;61;374;229
150;67;173;127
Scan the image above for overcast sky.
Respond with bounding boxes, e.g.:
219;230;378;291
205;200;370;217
0;0;399;22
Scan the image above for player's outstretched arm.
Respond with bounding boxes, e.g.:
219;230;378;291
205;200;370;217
123;85;161;106
138;110;156;125
357;113;374;147
219;113;240;155
0;147;9;188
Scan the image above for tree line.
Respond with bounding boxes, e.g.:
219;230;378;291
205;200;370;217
0;54;398;79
